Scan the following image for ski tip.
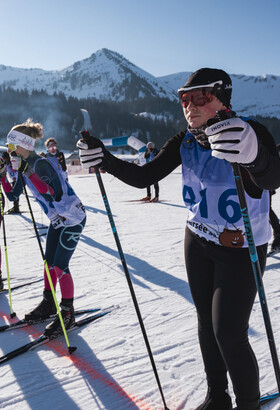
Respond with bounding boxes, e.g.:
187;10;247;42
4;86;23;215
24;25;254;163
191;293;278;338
10;312;16;318
68;346;77;355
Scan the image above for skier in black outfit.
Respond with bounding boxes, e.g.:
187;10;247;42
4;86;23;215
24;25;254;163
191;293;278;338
0;163;5;290
77;68;280;410
2;151;21;214
43;138;68;180
268;143;280;254
142;141;160;202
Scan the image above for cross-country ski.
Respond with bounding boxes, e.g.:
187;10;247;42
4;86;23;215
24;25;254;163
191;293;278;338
260;390;280;405
0;307;115;364
0;307;105;332
267;249;280;257
0;277;44;294
232;389;280;408
124;198;166;203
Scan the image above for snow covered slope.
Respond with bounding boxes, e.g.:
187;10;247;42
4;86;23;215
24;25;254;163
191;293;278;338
0;170;280;409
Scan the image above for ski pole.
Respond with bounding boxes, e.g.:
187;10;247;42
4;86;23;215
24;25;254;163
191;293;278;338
18;172;76;354
232;162;280;392
211;110;280;392
93;166;170;410
0;184;16;317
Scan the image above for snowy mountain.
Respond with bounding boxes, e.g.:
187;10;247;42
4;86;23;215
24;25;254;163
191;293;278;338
0;49;176;102
0;48;280;118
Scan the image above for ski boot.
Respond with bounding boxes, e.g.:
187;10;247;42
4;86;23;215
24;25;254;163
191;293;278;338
269;234;280;255
44;299;75;339
196;388;232;410
150;196;159;202
24;289;56;322
7;206;21;214
141;195;151;201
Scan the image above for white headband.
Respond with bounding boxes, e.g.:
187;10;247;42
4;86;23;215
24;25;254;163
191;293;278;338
6;130;36;151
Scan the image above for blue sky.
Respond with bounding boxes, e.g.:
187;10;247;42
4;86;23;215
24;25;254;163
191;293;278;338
1;0;279;77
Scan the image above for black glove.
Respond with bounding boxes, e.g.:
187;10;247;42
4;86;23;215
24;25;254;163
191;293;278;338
76;131;108;169
2;151;10;164
56;151;67;171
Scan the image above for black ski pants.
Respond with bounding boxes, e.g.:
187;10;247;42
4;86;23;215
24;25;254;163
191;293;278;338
147;182;159;197
184;227;267;409
269;193;280;237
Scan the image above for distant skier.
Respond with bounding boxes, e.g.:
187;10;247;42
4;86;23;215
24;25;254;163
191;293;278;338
1;119;86;338
268;143;280;255
0;159;6;290
2;151;21;214
141;142;159;202
43;138;68;180
77;68;280;410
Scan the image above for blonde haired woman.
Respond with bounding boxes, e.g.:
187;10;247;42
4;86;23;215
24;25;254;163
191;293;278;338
0;119;86;338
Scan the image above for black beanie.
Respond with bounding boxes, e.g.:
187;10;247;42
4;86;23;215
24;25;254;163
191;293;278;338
178;68;232;107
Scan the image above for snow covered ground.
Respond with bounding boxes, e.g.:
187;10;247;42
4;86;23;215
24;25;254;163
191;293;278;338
0;168;280;410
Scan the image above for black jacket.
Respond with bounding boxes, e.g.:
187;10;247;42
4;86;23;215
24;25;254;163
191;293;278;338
101;119;280;197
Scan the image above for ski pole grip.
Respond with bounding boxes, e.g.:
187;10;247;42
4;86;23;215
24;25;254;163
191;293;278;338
79;130;102;171
80;130;91;142
80;130;97;149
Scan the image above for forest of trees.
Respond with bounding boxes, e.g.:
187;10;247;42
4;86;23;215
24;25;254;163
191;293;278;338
0;86;280;152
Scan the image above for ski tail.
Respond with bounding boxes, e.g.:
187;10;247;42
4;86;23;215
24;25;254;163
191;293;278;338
260;389;279;405
233;390;280;409
0;335;47;364
74;306;115;327
0;306;117;364
0;278;44;293
267;250;280;257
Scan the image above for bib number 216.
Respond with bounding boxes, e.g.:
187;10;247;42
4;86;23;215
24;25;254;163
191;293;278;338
183;186;241;224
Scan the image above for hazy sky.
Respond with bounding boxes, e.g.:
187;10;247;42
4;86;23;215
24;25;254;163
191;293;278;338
1;0;279;77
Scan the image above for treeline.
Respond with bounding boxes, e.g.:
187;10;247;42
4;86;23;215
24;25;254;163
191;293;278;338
0;87;280;152
255;115;280;145
0;87;181;151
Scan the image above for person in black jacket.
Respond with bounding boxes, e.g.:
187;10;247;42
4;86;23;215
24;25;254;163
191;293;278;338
76;68;280;410
2;151;21;214
0;160;5;290
43;138;68;180
142;141;160;202
268;143;280;254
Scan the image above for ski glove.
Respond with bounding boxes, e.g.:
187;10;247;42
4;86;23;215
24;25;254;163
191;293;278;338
56;151;67;171
0;159;6;179
10;154;34;177
11;155;28;172
205;117;259;164
77;132;107;169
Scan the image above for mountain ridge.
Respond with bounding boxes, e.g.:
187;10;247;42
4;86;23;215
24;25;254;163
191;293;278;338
0;48;279;119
